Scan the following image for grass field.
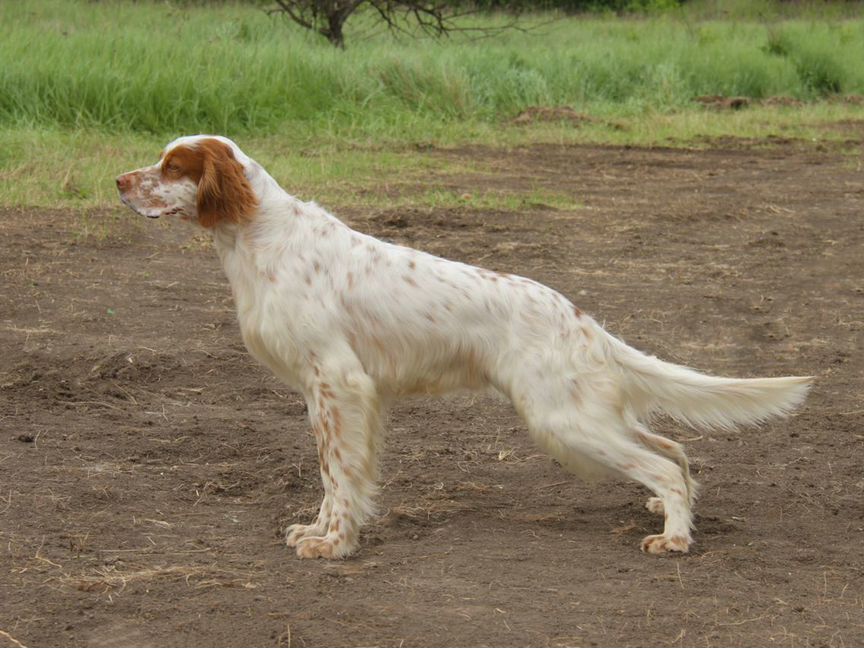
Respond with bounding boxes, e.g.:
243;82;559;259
1;0;863;208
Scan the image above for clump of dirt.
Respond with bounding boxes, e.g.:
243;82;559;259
828;94;864;105
760;95;805;107
697;94;864;110
511;106;598;125
695;94;751;109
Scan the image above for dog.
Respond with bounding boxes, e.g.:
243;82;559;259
117;135;812;558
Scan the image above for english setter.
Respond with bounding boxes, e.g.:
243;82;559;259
117;136;811;558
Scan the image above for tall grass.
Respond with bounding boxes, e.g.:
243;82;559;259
2;1;864;142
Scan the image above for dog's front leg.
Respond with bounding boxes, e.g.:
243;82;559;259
288;368;382;559
284;456;333;548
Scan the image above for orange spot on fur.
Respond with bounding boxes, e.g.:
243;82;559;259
332;408;342;439
569;379;583;405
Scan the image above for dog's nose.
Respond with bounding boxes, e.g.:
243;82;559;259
116;174;131;192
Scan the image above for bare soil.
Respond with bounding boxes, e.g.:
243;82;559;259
1;142;863;648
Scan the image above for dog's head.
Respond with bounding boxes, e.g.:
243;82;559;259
116;135;259;228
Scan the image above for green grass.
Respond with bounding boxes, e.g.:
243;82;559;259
2;100;862;210
3;0;864;139
0;128;445;209
1;0;863;209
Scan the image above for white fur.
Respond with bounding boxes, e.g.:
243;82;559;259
118;135;813;558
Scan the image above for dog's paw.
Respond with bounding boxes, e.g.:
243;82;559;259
645;497;665;515
295;534;355;560
640;534;690;554
285;523;325;548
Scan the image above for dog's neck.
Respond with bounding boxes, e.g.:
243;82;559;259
209;181;342;309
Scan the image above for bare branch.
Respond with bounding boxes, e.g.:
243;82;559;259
270;0;317;31
269;0;525;48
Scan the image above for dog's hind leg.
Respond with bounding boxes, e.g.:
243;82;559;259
635;425;698;513
511;374;694;554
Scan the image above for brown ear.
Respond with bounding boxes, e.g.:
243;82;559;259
196;139;258;228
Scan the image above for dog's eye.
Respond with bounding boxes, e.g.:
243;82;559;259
165;163;180;174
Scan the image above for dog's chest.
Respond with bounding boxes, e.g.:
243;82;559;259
218;242;307;389
235;295;306;389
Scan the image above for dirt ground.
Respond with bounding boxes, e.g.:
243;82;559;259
1;141;863;648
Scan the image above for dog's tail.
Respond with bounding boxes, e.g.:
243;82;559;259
598;326;812;430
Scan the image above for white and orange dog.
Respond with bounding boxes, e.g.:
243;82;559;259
117;136;811;559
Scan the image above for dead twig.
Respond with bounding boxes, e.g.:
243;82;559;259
0;629;28;648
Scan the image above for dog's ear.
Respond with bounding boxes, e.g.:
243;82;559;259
196;139;259;228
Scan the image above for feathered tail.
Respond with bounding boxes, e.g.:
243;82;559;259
600;328;812;430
